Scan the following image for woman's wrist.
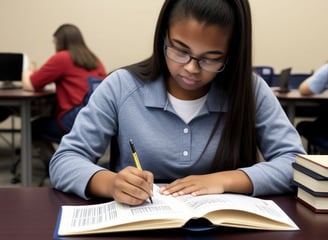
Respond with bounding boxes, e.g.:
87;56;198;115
219;170;253;194
86;170;116;199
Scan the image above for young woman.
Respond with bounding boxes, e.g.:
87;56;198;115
14;24;106;185
22;23;106;140
50;0;305;205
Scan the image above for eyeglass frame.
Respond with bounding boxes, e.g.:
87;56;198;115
163;44;226;73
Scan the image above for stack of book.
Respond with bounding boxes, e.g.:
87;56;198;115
292;154;328;213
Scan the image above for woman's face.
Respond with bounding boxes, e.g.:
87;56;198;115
165;18;230;100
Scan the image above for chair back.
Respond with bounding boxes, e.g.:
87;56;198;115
253;66;275;86
272;72;312;89
82;76;103;105
60;76;103;132
289;73;312;89
306;135;328;154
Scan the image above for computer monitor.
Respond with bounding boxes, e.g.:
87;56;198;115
275;67;292;93
0;53;25;89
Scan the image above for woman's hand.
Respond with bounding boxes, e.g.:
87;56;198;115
21;61;37;91
110;166;154;205
86;166;154;205
159;170;253;197
160;174;222;197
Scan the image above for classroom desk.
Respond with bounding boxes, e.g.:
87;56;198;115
273;88;328;124
0;89;55;186
0;187;327;240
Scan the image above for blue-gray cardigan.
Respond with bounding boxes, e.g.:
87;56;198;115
50;69;305;199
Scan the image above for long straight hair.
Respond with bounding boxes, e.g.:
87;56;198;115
53;24;99;70
125;0;259;170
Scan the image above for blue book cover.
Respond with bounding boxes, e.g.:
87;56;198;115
293;180;328;197
292;162;328;180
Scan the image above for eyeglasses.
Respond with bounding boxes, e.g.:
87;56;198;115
164;44;226;73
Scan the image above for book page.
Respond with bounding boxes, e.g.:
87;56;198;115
57;186;298;235
296;155;328;177
175;193;298;229
58;185;191;235
298;154;328;168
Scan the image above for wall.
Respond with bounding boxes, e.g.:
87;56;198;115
1;0;327;74
251;0;328;73
0;0;163;73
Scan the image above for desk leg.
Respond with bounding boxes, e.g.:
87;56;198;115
20;100;32;186
286;102;296;125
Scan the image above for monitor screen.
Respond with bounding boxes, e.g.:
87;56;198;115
278;67;292;93
0;53;27;89
0;53;24;81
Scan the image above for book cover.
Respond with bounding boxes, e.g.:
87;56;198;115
293;164;328;193
54;186;299;237
292;180;328;197
295;154;328;178
292;162;328;180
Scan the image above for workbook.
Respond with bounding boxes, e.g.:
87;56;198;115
54;185;298;236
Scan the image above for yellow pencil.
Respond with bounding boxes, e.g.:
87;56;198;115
129;139;153;204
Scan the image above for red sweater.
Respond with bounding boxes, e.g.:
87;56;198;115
30;51;106;124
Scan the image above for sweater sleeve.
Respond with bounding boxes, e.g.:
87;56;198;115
240;75;306;196
30;51;68;90
307;64;328;94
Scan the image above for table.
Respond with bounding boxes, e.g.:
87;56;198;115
273;88;328;124
0;88;55;186
0;187;327;240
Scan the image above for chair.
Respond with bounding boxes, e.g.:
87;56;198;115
59;76;103;133
305;135;328;154
45;76;103;146
253;66;274;86
296;110;328;154
272;71;312;89
84;76;103;103
289;73;312;89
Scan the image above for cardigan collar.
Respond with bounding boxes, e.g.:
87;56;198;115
143;75;228;114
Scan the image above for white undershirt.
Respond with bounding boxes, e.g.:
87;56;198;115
167;93;208;124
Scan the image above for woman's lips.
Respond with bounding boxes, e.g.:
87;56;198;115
181;76;200;86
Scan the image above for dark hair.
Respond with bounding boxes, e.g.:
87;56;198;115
125;0;258;171
53;24;99;70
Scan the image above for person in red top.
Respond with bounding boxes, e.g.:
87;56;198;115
23;24;106;143
19;24;106;184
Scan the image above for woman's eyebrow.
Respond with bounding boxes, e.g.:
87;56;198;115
172;39;224;55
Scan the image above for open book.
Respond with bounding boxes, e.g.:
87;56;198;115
55;186;298;236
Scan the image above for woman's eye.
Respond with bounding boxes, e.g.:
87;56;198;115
202;58;220;64
175;49;188;56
